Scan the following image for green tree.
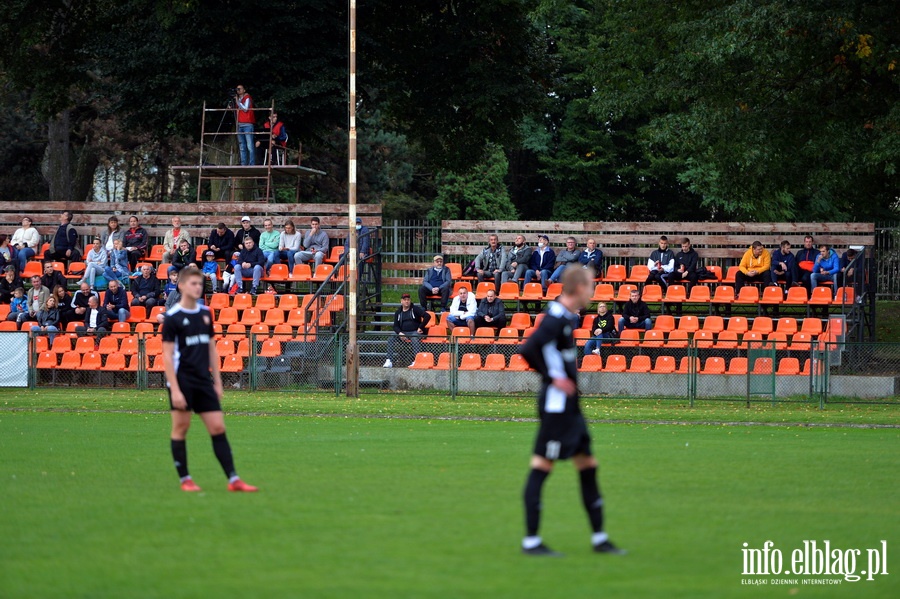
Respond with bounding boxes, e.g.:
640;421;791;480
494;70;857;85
429;145;518;221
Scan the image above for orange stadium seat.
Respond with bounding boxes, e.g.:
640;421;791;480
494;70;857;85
580;354;603;372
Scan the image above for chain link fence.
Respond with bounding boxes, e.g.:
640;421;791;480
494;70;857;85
14;331;900;405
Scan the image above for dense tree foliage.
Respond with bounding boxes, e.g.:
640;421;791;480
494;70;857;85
0;0;896;222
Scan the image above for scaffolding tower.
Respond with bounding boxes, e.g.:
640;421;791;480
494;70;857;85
172;101;325;202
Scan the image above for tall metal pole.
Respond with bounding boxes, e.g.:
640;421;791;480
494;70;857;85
345;0;359;397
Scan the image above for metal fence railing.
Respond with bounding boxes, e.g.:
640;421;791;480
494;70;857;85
15;331;900;405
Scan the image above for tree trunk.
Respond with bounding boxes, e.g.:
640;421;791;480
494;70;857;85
44;110;72;202
72;143;99;203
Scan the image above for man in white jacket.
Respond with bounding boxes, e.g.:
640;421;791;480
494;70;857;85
446;286;478;335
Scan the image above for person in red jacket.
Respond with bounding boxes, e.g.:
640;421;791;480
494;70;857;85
255;111;288;165
234;84;256;165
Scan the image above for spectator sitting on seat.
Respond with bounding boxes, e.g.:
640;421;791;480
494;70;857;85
770;240;798;288
669;238;699;289
6;287;27;322
502;235;533;287
0;266;22;304
294;217;330;269
234;236;266;295
837;248;858;291
21;276;51;324
617;288;652;333
167;239;196;275
53;284;76;328
70;282;98;323
11;217;40;273
0;235;14;273
579;238;603;272
342;217;372;266
222;251;240;294
255;110;288;165
446;286;478;335
259;218;282;273
79;238;107;290
104;278;130;322
549;237;583;284
104;238;130;283
810;244;840;290
279;220;303;271
475;234;507;293
418;255;453;311
735;241;773;291
383;292;431;368
794;235;817;290
645;235;675;290
76;295;111;336
100;216;125;254
585;302;617;355
161;216;190;264
123;216;149;271
161;270;179;303
46;210;81;265
474;288;507;331
131;264;161;310
201;251;220;293
31;295;60;343
208;223;235;260
523;234;555;293
233;216;261;251
41;262;67;292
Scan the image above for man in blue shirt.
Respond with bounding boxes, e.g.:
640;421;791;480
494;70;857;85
417;255;453;311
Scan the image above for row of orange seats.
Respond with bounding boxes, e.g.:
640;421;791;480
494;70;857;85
35;351;256;374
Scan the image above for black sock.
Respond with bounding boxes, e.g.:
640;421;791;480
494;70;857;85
211;433;237;479
579;466;605;534
523;468;550;537
171;439;189;479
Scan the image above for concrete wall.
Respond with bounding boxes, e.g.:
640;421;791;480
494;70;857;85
355;367;899;400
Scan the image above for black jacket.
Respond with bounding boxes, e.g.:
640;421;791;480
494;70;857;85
476;298;506;321
592;311;616;335
506;245;533;271
392;305;431;334
233;226;261;251
238;246;266;269
83;307;111;330
42;271;68;291
674;249;699;273
208;229;235;254
622;300;651;323
131;275;160;300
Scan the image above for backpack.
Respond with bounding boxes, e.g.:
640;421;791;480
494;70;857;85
461;260;477;277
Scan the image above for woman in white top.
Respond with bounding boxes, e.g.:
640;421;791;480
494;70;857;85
278;220;303;270
11;217;41;272
100;216;126;252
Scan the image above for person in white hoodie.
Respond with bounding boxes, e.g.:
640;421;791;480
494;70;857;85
446;286;478;335
11;217;41;272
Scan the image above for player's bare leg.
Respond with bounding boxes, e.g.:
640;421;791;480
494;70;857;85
522;455;561;556
199;411;258;492
171;409;200;491
573;453;625;554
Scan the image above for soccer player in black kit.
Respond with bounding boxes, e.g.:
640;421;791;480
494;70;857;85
518;266;623;556
162;265;258;493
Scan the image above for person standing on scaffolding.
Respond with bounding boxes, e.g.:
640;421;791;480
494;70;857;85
255;111;288;165
234;84;255;165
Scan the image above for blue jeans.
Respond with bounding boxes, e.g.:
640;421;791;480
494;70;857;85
234;263;263;291
585;333;616;354
810;272;834;290
549;264;570;283
263;250;280;271
17;248;35;272
617;317;652;333
279;250;296;271
523;268;552;292
31;325;59;344
104;266;127;282
238;124;255;165
113;307;130;323
447;315;474;330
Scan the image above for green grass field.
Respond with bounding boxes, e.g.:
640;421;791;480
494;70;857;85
1;389;898;598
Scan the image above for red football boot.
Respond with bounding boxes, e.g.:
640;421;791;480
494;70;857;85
180;479;202;492
227;479;258;492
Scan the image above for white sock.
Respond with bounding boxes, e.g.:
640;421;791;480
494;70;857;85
592;532;609;546
522;536;542;550
180;475;192;483
229;475;240;484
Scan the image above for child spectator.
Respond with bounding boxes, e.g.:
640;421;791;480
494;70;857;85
104;238;130;283
201;251;220;292
6;288;27;322
222;251;240;295
161;270;179;303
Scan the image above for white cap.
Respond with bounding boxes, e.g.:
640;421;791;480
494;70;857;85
241;215;251;222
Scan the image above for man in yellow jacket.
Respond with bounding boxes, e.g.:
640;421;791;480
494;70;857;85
735;241;773;291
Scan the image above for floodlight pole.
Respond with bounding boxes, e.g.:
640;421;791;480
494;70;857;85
345;0;359;397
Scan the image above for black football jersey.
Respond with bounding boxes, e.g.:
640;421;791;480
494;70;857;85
162;304;214;385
